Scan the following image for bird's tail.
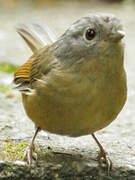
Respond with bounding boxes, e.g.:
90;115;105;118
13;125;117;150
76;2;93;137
16;23;57;53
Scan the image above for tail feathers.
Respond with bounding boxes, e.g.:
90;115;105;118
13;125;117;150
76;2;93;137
16;23;57;53
32;23;57;43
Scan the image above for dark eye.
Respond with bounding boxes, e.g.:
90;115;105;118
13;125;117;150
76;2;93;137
85;28;96;40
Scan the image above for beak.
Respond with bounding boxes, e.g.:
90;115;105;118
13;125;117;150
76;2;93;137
109;30;125;42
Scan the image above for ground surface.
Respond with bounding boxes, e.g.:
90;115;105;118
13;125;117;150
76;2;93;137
0;0;135;179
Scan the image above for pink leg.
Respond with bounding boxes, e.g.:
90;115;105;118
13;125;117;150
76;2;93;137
24;127;41;164
91;133;112;173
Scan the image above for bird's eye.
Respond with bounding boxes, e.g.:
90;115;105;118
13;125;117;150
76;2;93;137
85;28;96;41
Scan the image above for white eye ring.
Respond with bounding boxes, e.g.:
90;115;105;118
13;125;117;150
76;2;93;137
83;27;96;42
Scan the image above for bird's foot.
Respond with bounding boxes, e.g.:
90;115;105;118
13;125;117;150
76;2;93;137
23;143;37;165
97;150;112;175
91;133;112;174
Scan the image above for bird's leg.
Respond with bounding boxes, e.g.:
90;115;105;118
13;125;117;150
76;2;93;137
23;127;41;165
91;133;112;173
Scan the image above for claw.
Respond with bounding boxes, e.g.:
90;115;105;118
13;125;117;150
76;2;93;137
23;127;40;165
97;149;112;174
23;143;37;165
91;133;112;174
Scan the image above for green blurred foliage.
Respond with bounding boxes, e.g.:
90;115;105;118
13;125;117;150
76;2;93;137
0;63;18;74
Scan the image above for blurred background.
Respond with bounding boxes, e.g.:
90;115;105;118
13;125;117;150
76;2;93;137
0;0;135;167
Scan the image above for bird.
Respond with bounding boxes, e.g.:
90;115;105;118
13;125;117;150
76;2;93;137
14;13;127;170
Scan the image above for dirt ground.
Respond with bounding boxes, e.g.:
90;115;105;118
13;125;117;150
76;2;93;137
0;0;135;179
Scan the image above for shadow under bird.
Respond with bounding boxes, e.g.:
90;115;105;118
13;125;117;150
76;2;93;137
14;13;127;170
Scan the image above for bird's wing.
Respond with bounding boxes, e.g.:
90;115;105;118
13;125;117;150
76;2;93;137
16;23;57;53
13;55;35;93
13;46;52;94
14;58;33;84
14;23;57;93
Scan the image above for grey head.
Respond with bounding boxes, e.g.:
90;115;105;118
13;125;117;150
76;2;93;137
52;13;125;66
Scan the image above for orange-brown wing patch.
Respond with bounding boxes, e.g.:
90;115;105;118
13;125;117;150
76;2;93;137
14;58;33;84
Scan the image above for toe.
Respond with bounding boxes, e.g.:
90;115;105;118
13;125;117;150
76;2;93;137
23;144;37;165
